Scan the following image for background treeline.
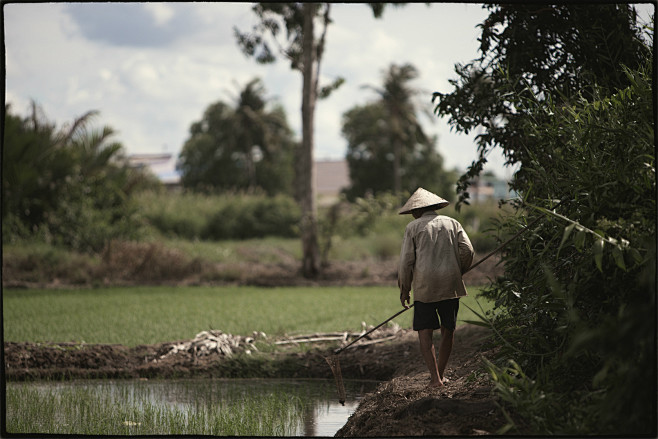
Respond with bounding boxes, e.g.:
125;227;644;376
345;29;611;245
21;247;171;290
2;98;491;253
134;190;499;251
433;4;655;435
176;66;456;200
3;93;500;287
3;58;471;257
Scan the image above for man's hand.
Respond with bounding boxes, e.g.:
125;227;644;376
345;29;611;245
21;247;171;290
400;290;411;309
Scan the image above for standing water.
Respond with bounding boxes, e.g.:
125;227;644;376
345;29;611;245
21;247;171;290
6;378;379;436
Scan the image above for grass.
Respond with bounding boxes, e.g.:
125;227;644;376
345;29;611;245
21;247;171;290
5;380;307;435
161;236;302;263
3;286;493;346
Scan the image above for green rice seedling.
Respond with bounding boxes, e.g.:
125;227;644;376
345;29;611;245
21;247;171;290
4;286;491;345
6;380;309;436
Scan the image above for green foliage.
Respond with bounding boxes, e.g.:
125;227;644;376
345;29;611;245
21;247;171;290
136;190;230;240
433;4;649;207
343;63;456;199
204;194;301;240
484;358;598;435
3;285;489;346
432;4;654;434
177;78;297;196
475;54;655;435
2;102;156;252
137;190;301;241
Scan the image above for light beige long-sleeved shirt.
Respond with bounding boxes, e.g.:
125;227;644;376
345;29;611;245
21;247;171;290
398;211;474;303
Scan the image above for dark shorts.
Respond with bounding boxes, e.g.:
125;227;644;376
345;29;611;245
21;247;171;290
413;299;460;331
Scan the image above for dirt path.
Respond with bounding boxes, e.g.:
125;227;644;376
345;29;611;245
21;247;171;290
4;324;506;436
336;325;504;436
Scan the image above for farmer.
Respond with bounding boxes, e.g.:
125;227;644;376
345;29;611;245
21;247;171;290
398;187;474;388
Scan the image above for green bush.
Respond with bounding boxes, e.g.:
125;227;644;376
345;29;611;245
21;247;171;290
479;61;655;435
136;190;220;240
45;195;146;252
2;104;157;252
137;190;301;241
204;194;301;240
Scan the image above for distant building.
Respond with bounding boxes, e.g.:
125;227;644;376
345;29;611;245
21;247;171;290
467;174;515;202
316;160;349;205
128;153;181;188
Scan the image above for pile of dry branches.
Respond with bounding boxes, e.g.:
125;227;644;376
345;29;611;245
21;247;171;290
275;321;401;349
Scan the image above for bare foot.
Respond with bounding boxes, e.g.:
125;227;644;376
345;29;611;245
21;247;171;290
427;379;444;388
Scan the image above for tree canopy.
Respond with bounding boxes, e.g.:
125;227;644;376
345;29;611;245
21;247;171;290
433;4;655;434
433;3;650;206
177;78;297;196
342;63;455;201
3;102;154;251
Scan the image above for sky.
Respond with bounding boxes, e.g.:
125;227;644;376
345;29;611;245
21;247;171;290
4;2;655;181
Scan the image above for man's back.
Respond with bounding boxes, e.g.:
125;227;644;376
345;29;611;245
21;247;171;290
398;211;473;303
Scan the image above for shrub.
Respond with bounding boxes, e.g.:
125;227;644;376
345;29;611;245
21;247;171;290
137;190;301;241
136;190;219;240
480;61;655;435
204;194;301;240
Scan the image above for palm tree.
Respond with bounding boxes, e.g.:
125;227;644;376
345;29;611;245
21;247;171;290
230;78;292;190
179;78;296;195
362;63;432;196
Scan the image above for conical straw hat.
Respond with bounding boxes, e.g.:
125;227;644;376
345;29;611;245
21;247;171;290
398;187;449;215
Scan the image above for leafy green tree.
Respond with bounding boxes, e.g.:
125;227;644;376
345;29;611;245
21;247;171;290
177;78;296;195
431;4;654;434
432;3;649;206
342;94;455;201
358;63;438;196
3;102;71;231
482;58;654;436
3;102;153;251
234;3;403;277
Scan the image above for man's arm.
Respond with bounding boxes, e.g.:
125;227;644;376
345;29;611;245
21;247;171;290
457;226;474;273
398;227;415;308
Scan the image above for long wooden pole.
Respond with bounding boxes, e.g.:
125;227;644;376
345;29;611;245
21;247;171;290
333;199;567;355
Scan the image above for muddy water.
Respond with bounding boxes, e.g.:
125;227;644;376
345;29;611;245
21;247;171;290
27;378;379;436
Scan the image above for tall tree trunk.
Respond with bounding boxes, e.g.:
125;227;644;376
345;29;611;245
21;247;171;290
300;3;320;278
391;115;402;196
393;139;401;195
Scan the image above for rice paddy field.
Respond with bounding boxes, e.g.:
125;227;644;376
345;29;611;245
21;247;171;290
6;378;377;436
3;285;492;346
3;285;493;436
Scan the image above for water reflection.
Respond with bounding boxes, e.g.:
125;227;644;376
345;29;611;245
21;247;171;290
26;378;377;436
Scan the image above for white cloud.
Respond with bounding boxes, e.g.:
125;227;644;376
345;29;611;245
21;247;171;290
143;3;175;27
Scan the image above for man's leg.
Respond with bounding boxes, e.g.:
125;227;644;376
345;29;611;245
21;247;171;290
418;329;443;387
436;326;455;381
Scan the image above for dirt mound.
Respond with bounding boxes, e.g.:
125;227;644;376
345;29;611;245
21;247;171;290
337;325;504;436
